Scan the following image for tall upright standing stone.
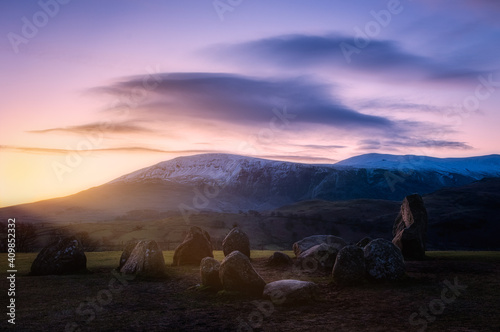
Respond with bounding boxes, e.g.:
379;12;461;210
120;240;166;277
173;226;213;266
392;194;428;260
119;240;140;270
222;227;250;258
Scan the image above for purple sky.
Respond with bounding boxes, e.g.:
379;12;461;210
1;0;499;206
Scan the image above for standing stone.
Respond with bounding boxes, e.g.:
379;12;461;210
298;243;341;271
120;240;166;277
267;252;293;267
30;236;87;275
332;245;366;285
364;238;405;281
200;257;222;290
118;240;139;270
173;226;213;266
263;280;319;305
392;194;428;260
292;235;346;257
219;251;266;295
222;227;250;258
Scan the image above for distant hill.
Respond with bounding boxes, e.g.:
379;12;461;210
424;177;500;250
1;153;499;225
335;153;500;177
267;177;500;250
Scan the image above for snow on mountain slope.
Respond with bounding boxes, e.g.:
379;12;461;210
334;153;500;178
112;153;500;186
106;152;500;211
110;153;324;185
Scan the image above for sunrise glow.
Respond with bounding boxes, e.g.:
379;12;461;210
1;0;499;207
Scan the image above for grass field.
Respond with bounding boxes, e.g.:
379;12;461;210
1;251;499;331
0;250;296;275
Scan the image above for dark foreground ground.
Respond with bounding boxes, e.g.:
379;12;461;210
1;251;500;332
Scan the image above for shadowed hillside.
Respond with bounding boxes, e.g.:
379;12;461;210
2;178;498;252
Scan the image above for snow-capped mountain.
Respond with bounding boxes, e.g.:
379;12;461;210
106;153;500;212
111;152;500;187
110;154;312;186
335;153;500;178
110;153;335;211
2;153;499;224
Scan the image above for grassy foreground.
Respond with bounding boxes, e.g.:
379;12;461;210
0;250;296;275
2;250;498;276
1;251;499;331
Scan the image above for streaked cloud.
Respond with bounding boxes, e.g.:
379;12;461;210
1;144;340;164
355;99;447;114
92;72;394;130
206;34;489;83
0;145;220;155
357;138;473;151
28;121;156;135
358;139;383;150
389;139;473;150
88;72;473;154
295;144;347;150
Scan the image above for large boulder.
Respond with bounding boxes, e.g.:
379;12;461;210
222;227;250;258
298;243;341;271
30;236;87;276
118;240;139;270
200;257;222;290
173;226;213;266
263;280;319;305
332;245;366;285
219;251;266;295
267;252;293;267
293;235;346;257
364;238;406;281
120;240;166;277
392;194;428;260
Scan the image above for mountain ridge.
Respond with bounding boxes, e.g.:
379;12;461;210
110;152;500;185
1;152;499;224
335;153;500;177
